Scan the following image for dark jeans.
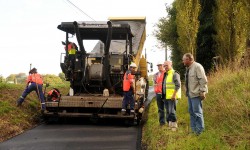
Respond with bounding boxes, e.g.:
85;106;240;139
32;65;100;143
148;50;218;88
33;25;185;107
20;82;45;110
122;90;135;110
156;94;168;124
165;100;177;122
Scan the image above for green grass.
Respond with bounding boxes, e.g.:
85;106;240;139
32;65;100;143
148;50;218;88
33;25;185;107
0;101;14;115
142;68;250;150
0;82;23;90
0;82;70;142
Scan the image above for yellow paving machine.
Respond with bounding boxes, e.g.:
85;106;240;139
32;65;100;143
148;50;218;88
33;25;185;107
43;17;149;124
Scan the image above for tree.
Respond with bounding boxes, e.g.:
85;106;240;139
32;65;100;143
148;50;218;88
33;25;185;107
214;0;250;64
156;0;250;73
0;75;4;83
6;74;16;83
233;0;250;60
16;73;27;84
42;74;64;86
58;72;66;81
155;1;186;76
5;73;27;84
176;0;201;59
196;0;216;72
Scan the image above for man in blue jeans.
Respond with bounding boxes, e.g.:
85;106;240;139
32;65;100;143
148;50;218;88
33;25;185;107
162;61;181;131
183;53;208;135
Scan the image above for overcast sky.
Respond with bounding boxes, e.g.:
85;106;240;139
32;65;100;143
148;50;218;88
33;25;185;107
0;0;174;78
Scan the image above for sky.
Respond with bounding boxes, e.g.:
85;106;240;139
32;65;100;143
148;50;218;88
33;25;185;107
0;0;174;78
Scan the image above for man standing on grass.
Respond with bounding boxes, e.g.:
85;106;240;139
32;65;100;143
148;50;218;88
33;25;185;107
153;61;165;125
182;53;208;135
162;61;181;131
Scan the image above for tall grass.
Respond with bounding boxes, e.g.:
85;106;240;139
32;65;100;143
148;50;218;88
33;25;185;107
142;67;250;149
0;82;70;142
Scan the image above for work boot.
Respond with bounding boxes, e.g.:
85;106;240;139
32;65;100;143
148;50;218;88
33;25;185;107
41;109;48;114
121;109;126;115
160;122;165;126
171;122;178;131
41;103;46;111
130;109;135;115
16;97;24;107
168;121;173;129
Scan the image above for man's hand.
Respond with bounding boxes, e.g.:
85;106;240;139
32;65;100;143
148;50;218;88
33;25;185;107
171;94;176;101
200;92;206;100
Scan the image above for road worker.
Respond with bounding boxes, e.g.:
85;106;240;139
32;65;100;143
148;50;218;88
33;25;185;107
65;42;78;80
162;61;181;131
153;61;166;126
17;68;46;112
121;62;137;115
66;42;77;55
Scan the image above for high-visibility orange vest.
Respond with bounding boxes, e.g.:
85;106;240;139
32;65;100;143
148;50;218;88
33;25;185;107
66;43;76;55
154;71;165;93
123;71;135;91
27;73;43;84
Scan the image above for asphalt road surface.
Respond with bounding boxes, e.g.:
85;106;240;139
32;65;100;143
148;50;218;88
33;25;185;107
0;87;155;150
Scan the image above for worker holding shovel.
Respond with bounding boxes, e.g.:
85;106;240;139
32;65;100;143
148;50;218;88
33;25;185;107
17;68;46;112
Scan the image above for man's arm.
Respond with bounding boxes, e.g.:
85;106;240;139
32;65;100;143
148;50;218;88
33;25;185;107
172;72;181;100
153;73;157;84
196;64;208;94
196;64;208;100
26;75;32;87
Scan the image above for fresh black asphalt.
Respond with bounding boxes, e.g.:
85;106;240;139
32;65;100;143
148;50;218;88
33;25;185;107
0;87;154;150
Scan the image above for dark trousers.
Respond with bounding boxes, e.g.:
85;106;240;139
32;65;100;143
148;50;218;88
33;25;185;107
122;90;135;110
156;94;168;124
165;100;177;122
20;82;45;110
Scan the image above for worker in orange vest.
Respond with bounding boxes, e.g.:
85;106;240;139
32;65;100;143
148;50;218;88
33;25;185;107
65;42;78;80
17;68;45;112
153;61;166;125
66;42;77;55
121;63;137;115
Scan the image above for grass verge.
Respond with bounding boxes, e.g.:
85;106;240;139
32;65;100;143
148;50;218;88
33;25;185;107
0;82;69;142
142;68;250;150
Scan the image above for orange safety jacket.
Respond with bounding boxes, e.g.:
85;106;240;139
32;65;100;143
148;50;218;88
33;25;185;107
123;71;135;92
154;71;165;94
48;89;60;101
26;73;43;84
66;43;76;55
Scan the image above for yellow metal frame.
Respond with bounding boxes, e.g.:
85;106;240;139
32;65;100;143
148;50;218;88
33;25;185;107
109;17;147;78
108;16;146;21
